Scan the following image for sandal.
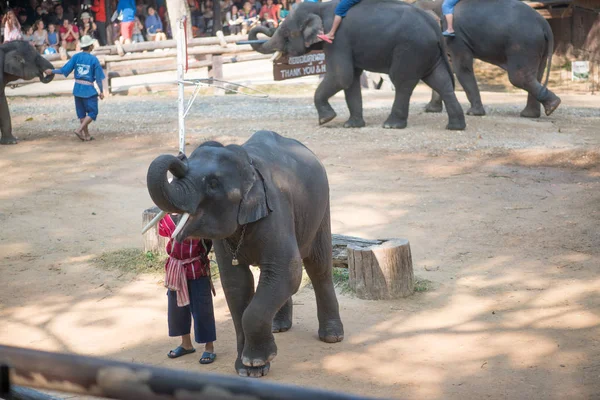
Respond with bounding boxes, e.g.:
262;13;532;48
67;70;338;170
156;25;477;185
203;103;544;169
167;346;196;359
317;34;333;44
72;130;85;141
442;30;456;37
199;351;217;364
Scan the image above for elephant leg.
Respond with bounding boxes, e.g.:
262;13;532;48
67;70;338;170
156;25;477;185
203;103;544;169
303;207;344;343
272;297;293;333
342;68;366;128
0;94;17;145
516;57;558;118
213;242;257;377
315;56;354;126
425;89;444;113
507;54;560;117
383;78;419;129
240;257;302;377
452;56;486;116
422;62;467;130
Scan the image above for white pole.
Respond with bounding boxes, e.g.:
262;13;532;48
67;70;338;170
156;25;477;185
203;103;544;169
177;16;187;155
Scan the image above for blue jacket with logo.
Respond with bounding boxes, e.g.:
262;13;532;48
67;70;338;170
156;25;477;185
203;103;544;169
52;52;105;98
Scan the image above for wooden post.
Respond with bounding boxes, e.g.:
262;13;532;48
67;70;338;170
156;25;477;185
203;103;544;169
348;238;414;300
209;55;224;96
142;206;168;255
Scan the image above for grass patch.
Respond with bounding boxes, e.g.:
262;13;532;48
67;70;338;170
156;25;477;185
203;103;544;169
300;267;352;294
92;248;165;274
414;277;433;293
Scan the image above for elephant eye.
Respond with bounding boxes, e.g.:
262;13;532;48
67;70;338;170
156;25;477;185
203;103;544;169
207;179;219;190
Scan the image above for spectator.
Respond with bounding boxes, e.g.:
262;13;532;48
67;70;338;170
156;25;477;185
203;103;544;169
145;7;166;41
3;10;22;43
79;12;97;40
132;15;144;43
18;12;30;28
60;18;80;51
116;0;135;44
90;0;107;46
291;0;301;11
32;20;49;53
65;5;76;24
22;25;35;47
48;5;65;26
47;35;105;142
249;0;262;13
202;0;214;35
239;1;257;34
228;5;242;35
188;0;203;31
260;0;279;28
34;6;49;26
278;0;290;22
47;23;59;52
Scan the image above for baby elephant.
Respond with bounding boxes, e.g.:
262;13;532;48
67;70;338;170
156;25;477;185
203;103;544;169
146;131;344;377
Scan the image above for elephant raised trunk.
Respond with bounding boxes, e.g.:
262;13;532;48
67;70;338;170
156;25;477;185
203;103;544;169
146;154;198;214
249;26;281;54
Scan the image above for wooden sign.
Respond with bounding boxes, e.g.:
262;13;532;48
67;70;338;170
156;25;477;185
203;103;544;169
273;50;326;81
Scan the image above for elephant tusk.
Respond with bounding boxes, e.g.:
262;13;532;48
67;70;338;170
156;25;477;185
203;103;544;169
171;213;190;239
141;210;167;235
270;51;282;62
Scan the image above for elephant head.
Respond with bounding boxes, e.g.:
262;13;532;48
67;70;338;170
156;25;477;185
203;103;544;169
249;5;324;56
146;142;272;242
1;41;55;86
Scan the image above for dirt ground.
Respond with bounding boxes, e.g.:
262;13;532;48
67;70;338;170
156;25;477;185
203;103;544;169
1;84;599;400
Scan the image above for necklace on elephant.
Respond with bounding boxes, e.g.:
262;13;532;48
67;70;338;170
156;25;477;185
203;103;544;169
225;225;247;266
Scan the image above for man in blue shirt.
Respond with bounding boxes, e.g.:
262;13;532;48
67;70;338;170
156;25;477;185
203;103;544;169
45;35;105;142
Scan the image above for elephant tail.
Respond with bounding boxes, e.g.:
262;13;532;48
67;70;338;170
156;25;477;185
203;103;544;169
542;23;554;88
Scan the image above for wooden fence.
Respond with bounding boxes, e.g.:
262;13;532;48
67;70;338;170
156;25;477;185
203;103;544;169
10;33;273;94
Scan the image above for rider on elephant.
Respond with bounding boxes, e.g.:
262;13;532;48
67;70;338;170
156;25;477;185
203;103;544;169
442;0;461;37
317;0;361;43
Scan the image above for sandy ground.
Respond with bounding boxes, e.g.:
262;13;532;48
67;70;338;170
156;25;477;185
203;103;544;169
1;84;599;400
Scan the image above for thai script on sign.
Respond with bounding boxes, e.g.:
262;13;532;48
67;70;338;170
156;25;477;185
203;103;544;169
287;52;326;65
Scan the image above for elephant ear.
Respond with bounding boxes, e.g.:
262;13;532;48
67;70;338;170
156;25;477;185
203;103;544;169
3;50;26;78
302;13;323;48
238;158;274;226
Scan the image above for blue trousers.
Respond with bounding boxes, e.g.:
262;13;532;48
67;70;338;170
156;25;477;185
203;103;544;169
335;0;362;17
75;95;99;121
442;0;460;15
167;276;216;344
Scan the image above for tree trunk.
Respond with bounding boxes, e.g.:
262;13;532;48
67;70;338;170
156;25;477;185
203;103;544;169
213;0;222;35
348;239;414;300
166;0;192;40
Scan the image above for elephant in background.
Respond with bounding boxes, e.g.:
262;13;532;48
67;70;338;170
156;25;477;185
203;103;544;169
1;41;55;144
249;0;466;130
414;0;561;118
146;131;344;378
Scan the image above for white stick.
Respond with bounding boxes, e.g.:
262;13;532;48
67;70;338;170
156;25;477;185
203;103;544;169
141;210;167;235
171;213;190;239
177;16;187;155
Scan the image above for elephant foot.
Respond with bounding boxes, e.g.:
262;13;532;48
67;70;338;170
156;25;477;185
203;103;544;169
0;136;18;145
425;102;443;113
343;116;366;128
446;118;466;131
318;319;344;343
520;107;541;118
236;358;271;378
318;110;337;125
382;117;407;129
241;338;277;369
543;96;561;116
272;318;292;333
466;106;486;116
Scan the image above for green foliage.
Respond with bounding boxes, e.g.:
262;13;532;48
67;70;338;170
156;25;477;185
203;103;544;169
92;248;165;274
414;277;433;293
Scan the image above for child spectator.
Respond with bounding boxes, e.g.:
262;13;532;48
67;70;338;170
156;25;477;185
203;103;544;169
260;0;278;28
3;10;22;43
22;25;35;46
158;213;217;365
239;2;257;35
145;7;166;41
60;18;80;51
132;16;144;42
318;0;361;43
47;23;59;51
46;35;105;142
32;20;49;53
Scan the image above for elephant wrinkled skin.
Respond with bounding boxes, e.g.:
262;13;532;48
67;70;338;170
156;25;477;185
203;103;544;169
146;131;344;378
414;0;561;118
249;0;466;130
0;41;55;145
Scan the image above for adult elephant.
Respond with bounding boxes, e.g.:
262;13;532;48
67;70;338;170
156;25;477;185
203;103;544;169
146;131;344;378
1;41;55;145
249;0;466;130
414;0;561;118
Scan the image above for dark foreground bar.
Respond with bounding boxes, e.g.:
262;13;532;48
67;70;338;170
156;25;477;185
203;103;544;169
0;345;386;400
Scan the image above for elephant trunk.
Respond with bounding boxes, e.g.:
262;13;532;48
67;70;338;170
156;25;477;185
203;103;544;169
248;26;281;54
37;57;55;84
146;154;197;214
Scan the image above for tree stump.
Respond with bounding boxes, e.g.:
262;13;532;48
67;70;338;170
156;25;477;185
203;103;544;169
348;239;414;300
142;206;168;255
